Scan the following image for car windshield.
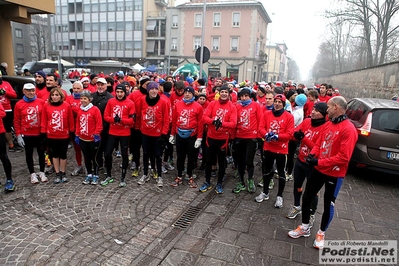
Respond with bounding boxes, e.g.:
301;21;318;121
372;109;399;133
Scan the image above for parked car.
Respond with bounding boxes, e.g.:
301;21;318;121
346;98;399;175
2;76;72;109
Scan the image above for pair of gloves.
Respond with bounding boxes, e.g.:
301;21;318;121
169;135;202;148
265;132;278;142
213;117;222;130
74;134;100;145
114;114;121;123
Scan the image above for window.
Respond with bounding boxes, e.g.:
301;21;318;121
15;29;23;38
92;23;99;32
231;37;239;51
171;38;177;50
134;2;142;11
194;36;201;50
133;41;141;51
100;41;107;50
92;41;99;50
108;41;115;50
172;15;178;28
195;14;202;28
126;41;132;51
84;41;91;50
125;21;133;31
213;13;221;27
100;22;107;32
84;23;91;32
212;37;220;51
108;22;115;31
100;3;107;12
232;12;240;27
116;2;124;11
108;2;115;12
134;21;142;31
16;44;24;53
116;42;124;50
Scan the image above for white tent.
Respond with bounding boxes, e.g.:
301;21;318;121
39;59;74;67
132;63;145;71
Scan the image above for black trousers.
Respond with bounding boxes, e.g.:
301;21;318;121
176;135;196;177
141;134;162;178
235;138;257;183
0;133;11;179
105;135;129;178
80;140;99;176
23;135;45;173
205;137;228;184
262;150;286;197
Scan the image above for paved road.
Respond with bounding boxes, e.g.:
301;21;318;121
0;149;398;265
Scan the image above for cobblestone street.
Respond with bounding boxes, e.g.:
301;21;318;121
0;149;398;265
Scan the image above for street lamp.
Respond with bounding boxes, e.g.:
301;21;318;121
160;61;164;74
266;13;275;82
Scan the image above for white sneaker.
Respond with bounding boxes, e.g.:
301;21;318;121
38;172;48;182
286;174;293;181
157;177;163;187
288;225;311;239
274;196;283;208
71;166;83;176
161;166;168;174
254;192;269;203
137;174;149;185
164;162;174;171
313;230;325;249
31;173;39;184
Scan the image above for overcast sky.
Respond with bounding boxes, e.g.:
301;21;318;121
174;0;333;81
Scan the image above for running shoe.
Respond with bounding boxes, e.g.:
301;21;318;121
254;192;269;203
313;230;325;249
4;180;15;191
71;166;83;176
288;225;311;239
100;176;113;186
188;177;197;188
83;175;92;185
199;182;212;192
287;205;302;219
215;183;224;194
274;196;283;208
31;173;39;184
247;179;256;193
38;172;48;183
137;174;149;185
232;182;246;194
171;177;182;187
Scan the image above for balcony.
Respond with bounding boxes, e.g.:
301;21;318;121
154;0;168;7
147;11;166;18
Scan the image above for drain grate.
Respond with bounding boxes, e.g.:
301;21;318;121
172;206;202;229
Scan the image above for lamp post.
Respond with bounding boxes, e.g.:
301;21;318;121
266;13;275;82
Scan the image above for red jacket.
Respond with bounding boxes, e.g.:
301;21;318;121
318;94;331;103
170;92;184;110
171;100;204;138
203;99;237;140
259;109;294;154
104;98;135;136
0;80;17;111
257;95;267;107
14;98;45;136
128;90;146;129
139;96;170;137
66;94;81;116
76;105;103;141
303;99;316;118
294;118;326;162
235;100;262;139
87;83;97;93
311;119;358;177
41;101;75;139
0;104;6;133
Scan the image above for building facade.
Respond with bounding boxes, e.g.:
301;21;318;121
50;0;169;70
265;42;289;82
167;0;272;82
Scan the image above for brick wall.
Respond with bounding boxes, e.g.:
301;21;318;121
316;61;399;99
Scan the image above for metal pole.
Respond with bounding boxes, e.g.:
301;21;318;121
167;10;172;75
199;0;206;79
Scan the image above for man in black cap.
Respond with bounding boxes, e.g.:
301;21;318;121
286;102;328;225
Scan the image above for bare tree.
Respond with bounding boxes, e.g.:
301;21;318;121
30;15;49;61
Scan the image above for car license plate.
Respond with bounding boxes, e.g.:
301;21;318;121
387;152;399;160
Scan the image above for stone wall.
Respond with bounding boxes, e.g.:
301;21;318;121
316;61;399;99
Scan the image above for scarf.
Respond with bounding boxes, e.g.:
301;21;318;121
183;96;195;104
311;117;326;127
219;98;229;104
331;114;348;124
266;104;273;110
239;99;252;107
146;94;160;106
80;103;93;112
73;93;81;99
23;95;36;102
51;101;62;106
272;107;285;117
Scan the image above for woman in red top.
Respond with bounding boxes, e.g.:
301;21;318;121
41;87;75;184
255;94;294;209
66;81;84;177
75;90;103;185
103;84;135;187
14;83;47;184
136;81;170;187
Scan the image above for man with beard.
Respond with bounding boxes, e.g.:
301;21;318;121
80;77;90;90
318;83;331;103
36;74;67;101
170;80;185;110
34;71;47;93
87;73;98;93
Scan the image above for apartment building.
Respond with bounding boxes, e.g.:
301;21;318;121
50;0;170;69
168;0;272;81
